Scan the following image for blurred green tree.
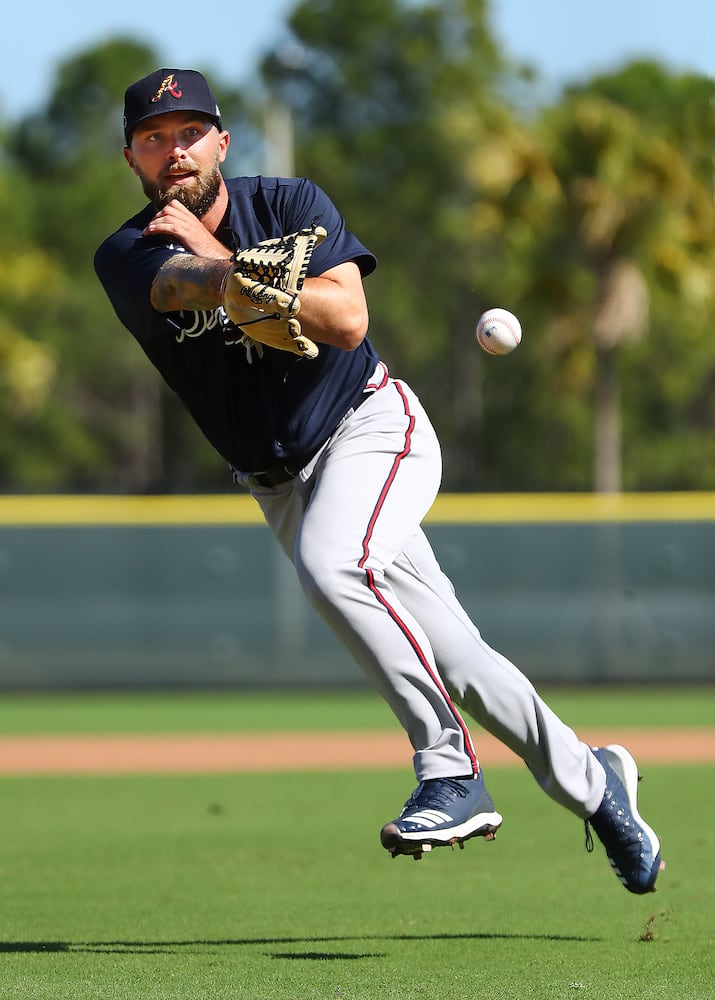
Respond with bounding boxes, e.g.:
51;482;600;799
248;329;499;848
529;90;715;491
565;60;714;190
0;155;62;487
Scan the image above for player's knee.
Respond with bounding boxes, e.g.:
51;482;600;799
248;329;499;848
295;552;359;611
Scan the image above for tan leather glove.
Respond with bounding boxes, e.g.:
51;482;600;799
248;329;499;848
221;225;327;359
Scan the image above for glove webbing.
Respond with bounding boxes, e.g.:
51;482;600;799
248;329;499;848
230;224;327;293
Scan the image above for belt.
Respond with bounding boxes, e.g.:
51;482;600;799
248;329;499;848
242;392;371;490
244;463;302;489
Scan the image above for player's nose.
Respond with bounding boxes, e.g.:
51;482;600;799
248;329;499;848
165;134;193;159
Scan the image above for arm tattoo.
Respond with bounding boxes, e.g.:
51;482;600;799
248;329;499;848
150;255;233;313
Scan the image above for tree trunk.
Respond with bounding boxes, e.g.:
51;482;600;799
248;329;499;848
594;345;621;493
123;375;163;492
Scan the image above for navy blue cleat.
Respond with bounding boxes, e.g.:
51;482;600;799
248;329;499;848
380;772;503;860
587;745;663;894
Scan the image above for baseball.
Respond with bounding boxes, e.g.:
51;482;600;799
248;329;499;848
475;308;522;356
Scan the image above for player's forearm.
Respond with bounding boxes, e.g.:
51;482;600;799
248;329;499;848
150;255;370;352
150;255;233;313
297;268;369;351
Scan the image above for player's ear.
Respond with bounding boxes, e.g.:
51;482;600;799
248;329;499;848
217;129;230;164
124;146;139;174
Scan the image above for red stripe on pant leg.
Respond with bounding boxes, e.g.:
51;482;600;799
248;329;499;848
365;361;390;391
358;382;414;568
363;566;479;774
357;382;478;775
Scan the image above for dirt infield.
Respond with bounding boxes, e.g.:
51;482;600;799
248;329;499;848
0;727;713;775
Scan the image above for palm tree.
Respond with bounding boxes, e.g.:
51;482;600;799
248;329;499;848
533;94;715;492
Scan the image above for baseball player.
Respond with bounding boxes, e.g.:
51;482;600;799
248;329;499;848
95;68;662;894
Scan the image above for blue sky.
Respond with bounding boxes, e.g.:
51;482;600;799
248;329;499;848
2;0;712;121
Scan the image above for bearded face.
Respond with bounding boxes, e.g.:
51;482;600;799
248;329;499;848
137;151;223;218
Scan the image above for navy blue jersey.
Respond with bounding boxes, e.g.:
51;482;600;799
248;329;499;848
94;176;379;472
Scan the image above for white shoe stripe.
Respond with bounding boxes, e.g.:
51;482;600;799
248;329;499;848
396;811;503;843
404;809;452;828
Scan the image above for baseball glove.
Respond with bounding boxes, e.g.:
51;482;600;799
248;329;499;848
221;224;328;359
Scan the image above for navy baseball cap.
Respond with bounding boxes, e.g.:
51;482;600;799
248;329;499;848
123;68;223;144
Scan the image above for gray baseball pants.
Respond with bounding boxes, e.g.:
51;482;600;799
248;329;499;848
237;373;605;819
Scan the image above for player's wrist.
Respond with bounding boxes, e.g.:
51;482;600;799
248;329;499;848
218;260;235;300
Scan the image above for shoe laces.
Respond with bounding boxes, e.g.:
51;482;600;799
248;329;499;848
584;820;594;853
407;777;471;811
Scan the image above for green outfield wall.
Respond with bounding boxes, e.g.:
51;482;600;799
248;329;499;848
0;493;713;689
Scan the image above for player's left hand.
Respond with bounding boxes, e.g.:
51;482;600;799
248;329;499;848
223;305;317;358
223;272;300;321
218;225;327;359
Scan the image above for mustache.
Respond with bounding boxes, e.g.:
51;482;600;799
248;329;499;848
165;160;199;176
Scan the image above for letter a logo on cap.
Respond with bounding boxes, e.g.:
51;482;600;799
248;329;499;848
150;74;183;104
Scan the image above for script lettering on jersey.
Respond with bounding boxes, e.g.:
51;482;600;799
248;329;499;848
172;307;263;362
157;246;262;359
173;307;225;341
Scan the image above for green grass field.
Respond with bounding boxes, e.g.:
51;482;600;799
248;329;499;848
1;684;714;733
0;689;713;999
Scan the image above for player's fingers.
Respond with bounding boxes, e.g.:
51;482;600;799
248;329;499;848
143;199;195;233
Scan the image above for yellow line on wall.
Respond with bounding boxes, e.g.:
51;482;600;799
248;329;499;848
0;494;263;526
0;493;713;526
425;492;715;524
